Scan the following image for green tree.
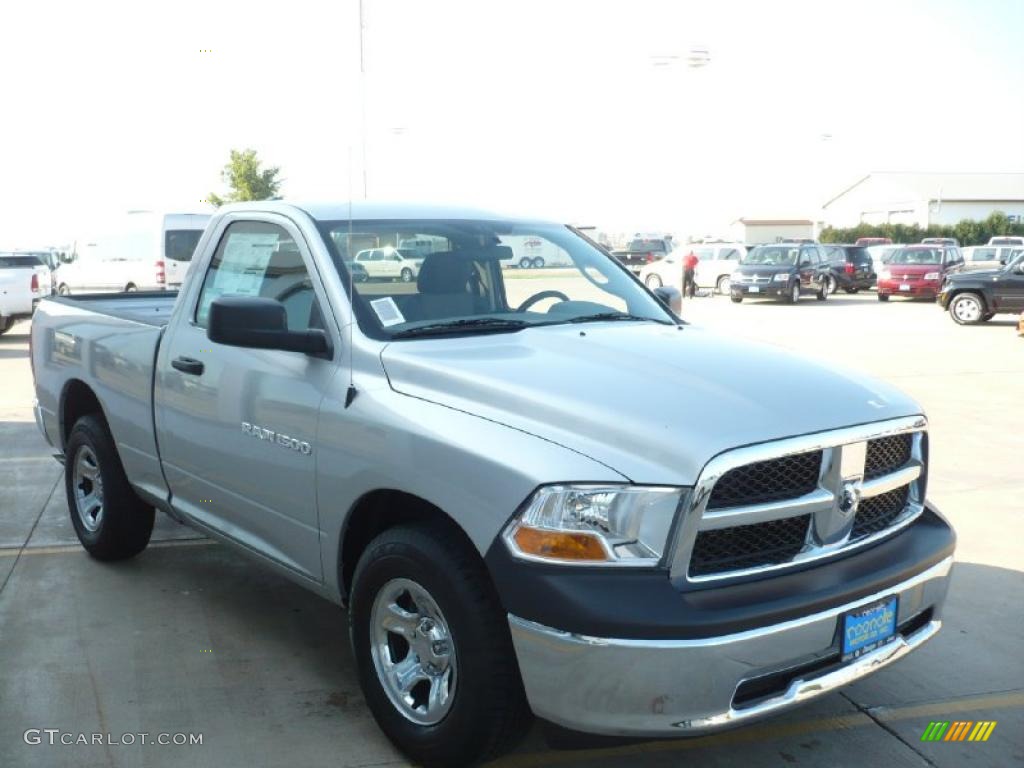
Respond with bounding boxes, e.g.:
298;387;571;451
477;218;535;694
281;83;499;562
208;149;282;207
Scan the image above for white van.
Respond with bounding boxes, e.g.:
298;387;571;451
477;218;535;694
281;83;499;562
56;211;210;294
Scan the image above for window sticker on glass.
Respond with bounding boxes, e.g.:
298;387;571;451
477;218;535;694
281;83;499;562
370;297;405;327
210;233;279;298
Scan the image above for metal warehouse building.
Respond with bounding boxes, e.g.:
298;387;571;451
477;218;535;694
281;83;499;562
823;172;1024;228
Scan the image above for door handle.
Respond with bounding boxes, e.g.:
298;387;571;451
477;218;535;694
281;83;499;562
171;356;204;375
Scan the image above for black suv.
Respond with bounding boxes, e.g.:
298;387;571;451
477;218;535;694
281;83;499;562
938;251;1024;324
730;243;829;303
823;245;876;294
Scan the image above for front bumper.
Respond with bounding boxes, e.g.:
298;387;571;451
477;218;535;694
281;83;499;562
878;279;940;298
508;555;952;736
731;282;788;298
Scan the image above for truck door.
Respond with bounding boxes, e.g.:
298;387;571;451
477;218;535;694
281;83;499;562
155;215;339;581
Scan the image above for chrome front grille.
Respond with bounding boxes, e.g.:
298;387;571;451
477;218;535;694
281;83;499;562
707;451;822;509
670;417;928;585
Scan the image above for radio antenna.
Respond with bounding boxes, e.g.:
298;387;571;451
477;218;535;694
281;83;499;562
344;148;358;408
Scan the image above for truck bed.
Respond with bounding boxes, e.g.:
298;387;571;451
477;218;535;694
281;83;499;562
50;291;179;327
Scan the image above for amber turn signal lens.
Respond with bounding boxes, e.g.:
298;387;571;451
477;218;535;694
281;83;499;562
512;526;608;561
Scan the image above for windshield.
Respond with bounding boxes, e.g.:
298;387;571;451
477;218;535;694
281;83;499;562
317;219;674;339
165;229;204;262
888;248;942;265
741;245;799;266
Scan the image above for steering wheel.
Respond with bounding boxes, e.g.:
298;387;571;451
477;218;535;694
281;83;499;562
516;290;570;312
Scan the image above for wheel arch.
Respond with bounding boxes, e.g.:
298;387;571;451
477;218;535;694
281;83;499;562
338;489;481;605
58;378;109;452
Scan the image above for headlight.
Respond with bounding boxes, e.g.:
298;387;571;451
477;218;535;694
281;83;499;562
879;269;891;279
923;272;940;281
773;273;791;282
503;485;684;566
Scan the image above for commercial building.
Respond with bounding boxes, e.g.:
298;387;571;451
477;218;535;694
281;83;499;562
823;172;1024;228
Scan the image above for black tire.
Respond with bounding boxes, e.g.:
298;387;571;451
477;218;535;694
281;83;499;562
65;414;154;560
400;267;414;283
816;280;828;301
124;283;137;292
0;317;13;336
948;292;986;325
824;275;838;295
350;524;531;767
785;281;800;304
730;296;742;303
845;287;860;294
877;293;890;302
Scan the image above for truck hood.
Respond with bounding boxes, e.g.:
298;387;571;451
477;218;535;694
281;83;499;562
380;323;921;485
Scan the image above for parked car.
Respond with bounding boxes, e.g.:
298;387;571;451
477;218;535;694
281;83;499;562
938;251;1024;324
877;245;964;301
612;236;672;275
498;235;573;269
730;242;830;303
30;201;954;767
988;236;1024;247
961;245;1024;272
854;237;892;246
353;246;422;282
921;237;960;247
822;245;876;294
639;242;746;294
1;254;53;333
58;211;209;294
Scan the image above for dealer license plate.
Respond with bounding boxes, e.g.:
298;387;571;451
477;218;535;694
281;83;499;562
899;284;911;291
842;596;898;661
748;286;760;293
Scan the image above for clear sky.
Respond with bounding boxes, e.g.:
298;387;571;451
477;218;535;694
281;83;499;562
2;0;1022;247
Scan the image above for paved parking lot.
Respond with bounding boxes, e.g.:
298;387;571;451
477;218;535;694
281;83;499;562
1;292;1021;768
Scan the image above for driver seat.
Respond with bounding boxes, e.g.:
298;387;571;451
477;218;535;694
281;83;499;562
404;252;484;321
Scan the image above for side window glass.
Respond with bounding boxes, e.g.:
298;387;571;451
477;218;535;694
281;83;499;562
196;221;322;332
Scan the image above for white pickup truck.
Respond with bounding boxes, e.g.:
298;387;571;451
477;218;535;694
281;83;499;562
31;201;955;767
0;254;52;334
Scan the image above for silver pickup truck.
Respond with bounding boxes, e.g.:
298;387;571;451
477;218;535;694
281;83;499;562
31;202;955;767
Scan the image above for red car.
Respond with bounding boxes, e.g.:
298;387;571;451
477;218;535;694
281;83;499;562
877;245;964;301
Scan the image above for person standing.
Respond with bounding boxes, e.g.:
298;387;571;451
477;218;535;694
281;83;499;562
682;250;699;298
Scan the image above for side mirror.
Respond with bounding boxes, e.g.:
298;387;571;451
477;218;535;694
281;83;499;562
653;285;682;315
207;296;330;356
1015;262;1024;275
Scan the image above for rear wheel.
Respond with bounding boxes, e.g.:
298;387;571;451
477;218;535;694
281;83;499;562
65;414;154;560
877;293;890;302
124;283;137;292
531;257;545;269
816;280;828;301
824;275;838;295
845;287;860;294
58;283;71;296
0;317;14;336
350;524;531;767
730;296;742;303
400;267;414;283
518;257;531;269
786;281;800;304
716;275;731;295
645;273;663;289
949;292;985;325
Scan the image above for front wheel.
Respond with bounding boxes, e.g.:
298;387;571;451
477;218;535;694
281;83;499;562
531;257;545;269
816;280;828;301
645;273;663;289
949;292;986;325
65;414;154;560
716;275;731;295
58;283;71;296
518;257;531;269
124;283;137;292
350;524;531;767
400;267;414;283
877;293;890;302
786;281;801;304
824;275;838;295
730;296;742;303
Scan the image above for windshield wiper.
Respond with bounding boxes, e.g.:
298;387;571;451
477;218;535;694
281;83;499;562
390;317;531;338
564;312;672;325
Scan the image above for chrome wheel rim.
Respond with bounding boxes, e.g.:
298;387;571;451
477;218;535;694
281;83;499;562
646;274;662;289
73;446;104;532
401;269;413;282
369;578;457;726
952;296;981;323
718;276;731;294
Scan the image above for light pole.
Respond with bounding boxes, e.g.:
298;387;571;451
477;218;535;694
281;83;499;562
358;0;368;198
